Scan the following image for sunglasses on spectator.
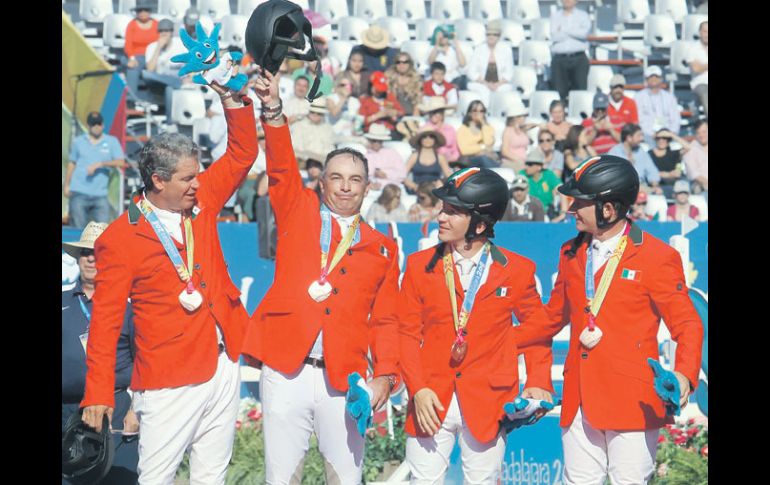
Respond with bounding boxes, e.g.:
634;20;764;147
472;108;486;113
512;187;526;192
396;60;410;65
524;162;542;166
487;33;501;37
80;249;95;257
655;137;672;141
418;195;429;201
538;138;554;143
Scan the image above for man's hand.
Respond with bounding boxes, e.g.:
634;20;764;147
673;371;691;408
123;409;140;435
369;376;391;411
82;405;113;433
127;58;138;69
87;163;103;177
413;388;444;435
253;67;280;107
521;387;553;422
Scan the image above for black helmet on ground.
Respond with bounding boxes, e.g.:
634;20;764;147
62;412;114;484
433;167;510;242
245;0;322;101
558;155;640;228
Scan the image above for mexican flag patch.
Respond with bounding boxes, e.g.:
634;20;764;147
621;268;642;281
496;287;510;297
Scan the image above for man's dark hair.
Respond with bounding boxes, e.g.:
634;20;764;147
692;119;708;132
306;158;324;171
430;62;446;74
621;123;642;143
139;133;199;190
323;148;369;179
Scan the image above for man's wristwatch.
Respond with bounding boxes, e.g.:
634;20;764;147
385;374;398;390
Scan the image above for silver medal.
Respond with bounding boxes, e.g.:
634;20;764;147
308;280;332;302
179;288;203;312
579;326;603;349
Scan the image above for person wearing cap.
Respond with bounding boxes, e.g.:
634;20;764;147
546;155;702;484
142;18;188;115
581;91;621;155
606;73;639;128
428;26;467;90
420;96;461;163
364;124;407;190
503;175;546;222
607;124;663;194
242;69;401;484
467;20;515;107
648;128;691;198
520;148;563;216
79;76;257;483
686;21;708;116
398;167;557;483
353;25;399;74
359;70;405;136
629;191;653;222
284;74;313;124
550;0;592;102
634;65;682;144
500;99;540;172
290;96;336;163
666;180;701;222
62;222;139;484
457;100;499;168
124;0;159;101
404;130;453;194
64;111;126;229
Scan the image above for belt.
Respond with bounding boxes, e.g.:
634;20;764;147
304;356;325;368
553;51;585;58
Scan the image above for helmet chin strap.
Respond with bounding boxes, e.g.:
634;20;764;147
594;200;627;229
287;32;323;102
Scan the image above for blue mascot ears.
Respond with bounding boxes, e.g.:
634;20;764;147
171;22;223;77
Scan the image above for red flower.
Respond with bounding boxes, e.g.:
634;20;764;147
657;435;666;443
235;420;242;430
687;418;695;425
674;436;688;446
669;428;683;437
701;445;708;457
687;427;699;437
247;409;262;421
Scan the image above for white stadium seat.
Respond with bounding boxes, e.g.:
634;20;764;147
567;90;595;120
431;0;466;22
644;14;678;48
506;0;541;26
80;0;114;23
377;17;412;47
587;65;615;94
682;14;708;42
197;0;232;21
102;14;132;49
315;0;350;23
393;0;426;21
529;91;561;121
469;0;503;21
219;15;249;49
511;66;538;100
353;0;388;22
158;0;191;22
617;0;651;24
337;16;370;43
171;90;207;126
655;0;689;23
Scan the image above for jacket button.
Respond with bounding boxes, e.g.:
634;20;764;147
209;302;214;308
347;249;353;256
325;308;331;315
455;372;462;378
581;352;588;359
332;288;339;295
200;281;206;288
194;263;201;270
340;268;346;275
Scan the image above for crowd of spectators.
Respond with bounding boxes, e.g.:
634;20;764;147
64;1;708;228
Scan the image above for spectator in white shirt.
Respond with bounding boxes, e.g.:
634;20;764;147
634;66;682;145
549;0;591;102
467;20;514;109
427;25;467;90
686;22;708;116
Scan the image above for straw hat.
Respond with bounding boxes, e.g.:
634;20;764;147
364;123;392;141
62;222;108;259
505;98;529;118
418;96;450;114
362;25;390;50
308;97;328;114
409;129;446;149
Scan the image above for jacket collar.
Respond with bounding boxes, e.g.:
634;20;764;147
127;190;200;225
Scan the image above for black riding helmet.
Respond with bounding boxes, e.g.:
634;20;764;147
245;0;322;101
559;155;640;228
433;167;510;242
62;412;114;484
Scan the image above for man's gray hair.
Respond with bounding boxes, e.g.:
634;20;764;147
139;133;199;190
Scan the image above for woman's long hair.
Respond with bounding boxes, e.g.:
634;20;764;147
385;52;423;108
462;100;488;128
376;184;403;212
563;125;585;153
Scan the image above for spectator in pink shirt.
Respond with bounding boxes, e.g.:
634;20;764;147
683;120;708;197
419;96;461;164
667;180;701;222
364;124;407;190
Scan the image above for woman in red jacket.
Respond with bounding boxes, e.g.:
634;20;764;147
124;1;159;102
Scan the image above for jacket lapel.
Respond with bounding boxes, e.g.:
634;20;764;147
128;191;185;249
476;244;510;301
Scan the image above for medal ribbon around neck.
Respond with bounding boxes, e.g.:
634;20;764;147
318;204;361;283
138;198;196;292
585;224;631;330
443;242;491;344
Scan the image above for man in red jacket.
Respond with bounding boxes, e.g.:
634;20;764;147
242;70;400;484
547;155;703;484
399;167;556;483
80;82;258;484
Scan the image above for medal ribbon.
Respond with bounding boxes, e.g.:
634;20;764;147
138;198;195;291
318;204;361;283
77;295;91;333
585;224;631;330
443;243;490;343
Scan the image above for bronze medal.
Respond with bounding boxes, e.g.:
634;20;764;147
450;339;468;363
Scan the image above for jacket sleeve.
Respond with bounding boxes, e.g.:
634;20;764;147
369;240;402;385
195;98;259;213
261;118;308;227
398;260;428;395
650;250;704;389
512;262;565;348
520;342;554;393
81;232;134;409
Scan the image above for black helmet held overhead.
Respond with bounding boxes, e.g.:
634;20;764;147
62;412;114;484
245;0;322;101
433;167;510;241
559;155;640;228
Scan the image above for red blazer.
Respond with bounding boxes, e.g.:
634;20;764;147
81;101;258;409
399;244;556;443
242;121;401;393
546;222;703;430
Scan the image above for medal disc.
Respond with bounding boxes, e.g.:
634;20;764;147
579;325;603;349
179;288;203;312
308;280;332;302
450;340;468;363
